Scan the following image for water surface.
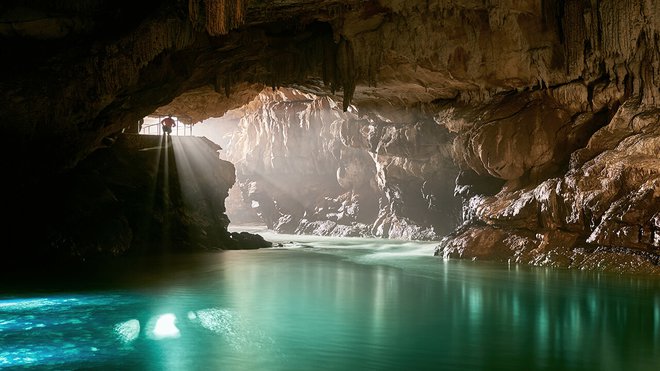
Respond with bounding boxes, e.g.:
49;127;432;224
1;230;658;370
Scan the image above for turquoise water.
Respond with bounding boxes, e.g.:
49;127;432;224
1;230;659;370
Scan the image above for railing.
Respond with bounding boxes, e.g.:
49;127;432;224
138;116;194;136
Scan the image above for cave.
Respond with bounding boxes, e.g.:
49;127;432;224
1;1;659;369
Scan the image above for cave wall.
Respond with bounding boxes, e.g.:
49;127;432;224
225;83;659;274
341;0;660;106
8;134;238;267
0;0;351;260
437;93;660;274
6;132;274;268
226;88;460;239
229;0;659;273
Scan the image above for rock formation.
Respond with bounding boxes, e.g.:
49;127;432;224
438;96;660;274
3;133;271;269
225;88;460;239
0;0;658;273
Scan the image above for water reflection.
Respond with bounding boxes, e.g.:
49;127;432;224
440;266;659;371
148;313;180;340
0;247;658;370
114;319;140;344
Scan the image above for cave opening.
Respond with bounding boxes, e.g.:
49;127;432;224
151;86;463;241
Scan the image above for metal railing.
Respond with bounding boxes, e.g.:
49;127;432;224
138;116;194;136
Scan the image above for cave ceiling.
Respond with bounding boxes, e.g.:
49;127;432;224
0;1;567;128
1;0;660;178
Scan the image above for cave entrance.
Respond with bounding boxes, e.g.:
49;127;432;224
161;87;462;241
138;115;195;136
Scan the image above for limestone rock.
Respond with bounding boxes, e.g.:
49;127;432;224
226;88;461;240
228;231;273;250
438;99;660;274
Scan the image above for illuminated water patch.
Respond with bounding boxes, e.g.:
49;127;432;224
147;313;180;340
189;308;235;335
188;307;274;351
114;319;141;344
0;293;145;368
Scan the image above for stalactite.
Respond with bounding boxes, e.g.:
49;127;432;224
337;37;356;111
97;19;196;98
234;24;339;101
224;75;232;97
126;20;195;69
205;0;248;35
188;0;248;36
214;72;234;97
189;0;202;31
561;0;586;77
350;32;383;88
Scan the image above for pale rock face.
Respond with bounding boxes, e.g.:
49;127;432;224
448;89;610;190
226;89;461;239
227;83;659;273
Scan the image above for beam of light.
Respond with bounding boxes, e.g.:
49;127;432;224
114;319;140;344
161;134;170;203
170;136;209;237
137;132;175;249
147;313;180;340
132;133;167;247
160;133;174;250
170;136;234;247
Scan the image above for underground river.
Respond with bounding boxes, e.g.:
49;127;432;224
1;228;658;370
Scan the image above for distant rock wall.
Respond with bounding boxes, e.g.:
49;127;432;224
226;89;461;239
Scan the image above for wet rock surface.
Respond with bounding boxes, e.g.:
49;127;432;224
228;231;273;249
436;98;660;274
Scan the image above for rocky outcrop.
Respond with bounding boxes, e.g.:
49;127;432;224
4;133;267;268
436;95;660;274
